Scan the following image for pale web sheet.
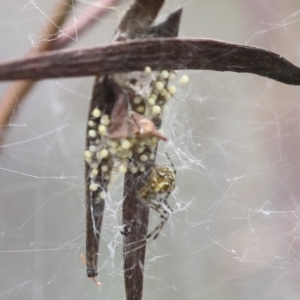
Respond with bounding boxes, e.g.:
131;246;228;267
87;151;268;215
1;1;300;299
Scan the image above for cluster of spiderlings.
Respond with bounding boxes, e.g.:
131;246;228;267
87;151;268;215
85;108;114;196
143;68;175;119
115;68;190;173
116;68;173;171
131;140;158;173
137;68;189;120
86;103;161;176
86;70;190;181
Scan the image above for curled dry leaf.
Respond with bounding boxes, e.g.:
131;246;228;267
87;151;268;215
131;112;167;141
106;81;167;141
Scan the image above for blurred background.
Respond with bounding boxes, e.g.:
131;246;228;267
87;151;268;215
1;1;300;299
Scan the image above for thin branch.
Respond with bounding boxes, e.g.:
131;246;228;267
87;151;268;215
54;0;121;49
121;4;180;300
117;0;164;39
123;170;149;300
0;38;299;85
0;0;122;127
0;0;74;126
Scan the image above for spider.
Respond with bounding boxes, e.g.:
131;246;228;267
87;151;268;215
138;153;176;241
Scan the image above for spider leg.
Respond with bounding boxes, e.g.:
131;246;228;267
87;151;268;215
126;155;176;254
146;192;173;241
123;211;170;255
160;191;173;213
124;192;173;254
166;152;177;175
138;191;173;242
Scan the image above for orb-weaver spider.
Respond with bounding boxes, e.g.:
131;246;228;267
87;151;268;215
138;153;176;241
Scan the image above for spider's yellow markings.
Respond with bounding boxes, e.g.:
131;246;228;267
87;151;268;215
139;165;175;199
136;156;177;241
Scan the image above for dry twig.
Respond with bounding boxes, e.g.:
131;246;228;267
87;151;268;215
0;0;121;126
0;39;299;85
0;0;74;126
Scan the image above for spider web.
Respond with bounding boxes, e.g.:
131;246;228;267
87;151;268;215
1;1;300;299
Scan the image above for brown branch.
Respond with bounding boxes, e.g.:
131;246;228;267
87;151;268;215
0;38;299;85
123;170;149;300
117;0;164;38
0;0;74;126
0;0;122;127
121;4;181;300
